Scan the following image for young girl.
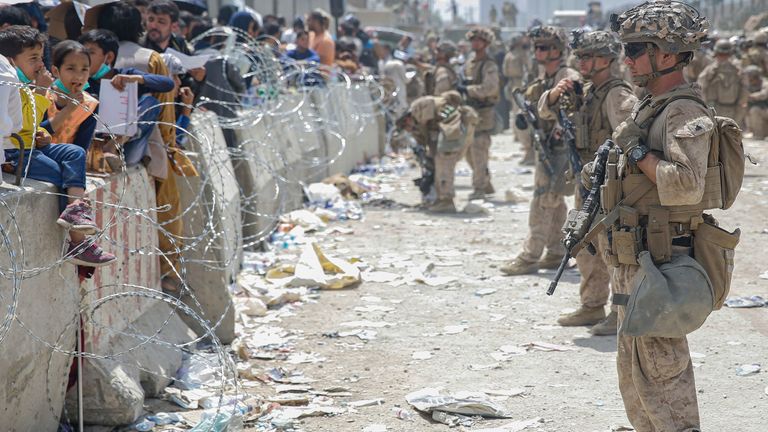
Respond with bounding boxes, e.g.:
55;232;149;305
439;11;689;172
43;40;98;151
0;27;114;267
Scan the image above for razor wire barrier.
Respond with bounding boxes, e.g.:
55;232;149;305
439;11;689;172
0;29;394;431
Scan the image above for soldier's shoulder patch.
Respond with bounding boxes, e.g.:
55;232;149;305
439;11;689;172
673;116;714;139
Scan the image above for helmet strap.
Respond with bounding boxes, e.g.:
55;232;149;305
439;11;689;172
632;43;686;87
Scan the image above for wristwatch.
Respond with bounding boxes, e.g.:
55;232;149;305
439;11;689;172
628;144;650;165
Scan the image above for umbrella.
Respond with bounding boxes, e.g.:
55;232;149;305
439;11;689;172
45;0;89;40
173;0;207;15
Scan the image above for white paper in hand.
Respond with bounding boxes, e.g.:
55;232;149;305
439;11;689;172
95;80;138;137
165;48;211;70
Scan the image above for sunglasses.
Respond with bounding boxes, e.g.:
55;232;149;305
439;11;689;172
624;43;647;60
576;53;595;61
535;45;553;51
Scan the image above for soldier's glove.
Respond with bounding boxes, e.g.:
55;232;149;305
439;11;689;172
612;118;647;154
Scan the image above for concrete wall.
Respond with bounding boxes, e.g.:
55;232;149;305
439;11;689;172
0;83;383;431
0;176;79;431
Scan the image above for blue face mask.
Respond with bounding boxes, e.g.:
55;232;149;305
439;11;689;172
91;63;111;80
54;79;90;95
16;67;32;84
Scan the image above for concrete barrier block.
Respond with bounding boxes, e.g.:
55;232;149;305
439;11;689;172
175;112;241;344
70;168;194;426
0;175;79;431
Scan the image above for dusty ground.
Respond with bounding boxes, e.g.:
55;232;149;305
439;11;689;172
238;131;768;431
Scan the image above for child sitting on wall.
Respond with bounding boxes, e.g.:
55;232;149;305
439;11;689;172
0;25;115;267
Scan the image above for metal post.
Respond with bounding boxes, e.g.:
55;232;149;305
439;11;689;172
77;316;84;432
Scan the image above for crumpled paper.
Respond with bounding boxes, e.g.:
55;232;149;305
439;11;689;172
266;242;360;289
405;387;511;418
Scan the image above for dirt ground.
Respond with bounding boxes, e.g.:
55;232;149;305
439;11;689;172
238;131;768;432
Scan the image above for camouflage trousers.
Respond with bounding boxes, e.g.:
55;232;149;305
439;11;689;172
573;190;615;309
615;264;701;432
434;149;464;200
747;106;768;139
465;132;492;191
520;162;566;262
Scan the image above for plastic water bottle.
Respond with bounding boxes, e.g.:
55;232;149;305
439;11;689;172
392;407;414;421
133;419;155;431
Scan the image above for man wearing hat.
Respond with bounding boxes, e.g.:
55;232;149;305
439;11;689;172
606;2;728;429
745;64;768;140
698;39;747;126
425;41;458;96
399;91;479;213
458;27;500;200
500;25;581;276
742;30;768;76
537;30;637;335
503;34;534;164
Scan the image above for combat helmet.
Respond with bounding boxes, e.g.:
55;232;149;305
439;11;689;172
437;40;458;57
571;29;621;58
466;26;495;45
744;65;762;78
713;39;734;55
610;0;709;86
754;31;768;46
529;25;568;52
570;30;621;78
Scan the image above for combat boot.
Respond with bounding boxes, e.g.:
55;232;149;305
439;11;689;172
538;252;565;270
589;310;618;336
557;305;606;327
468;190;485;200
500;255;539;276
428;198;456;213
521;151;535;166
484;182;495;195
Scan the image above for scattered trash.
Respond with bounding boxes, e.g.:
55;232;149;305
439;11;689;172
475;288;498;297
146;412;185;426
405;388;511;418
354;305;396;313
724;296;767;308
760;271;768;280
340;320;394;328
412;351;434;360
282;209;327;231
522;341;578;352
491;345;528;361
469;363;502;371
286;352;327;364
392;407;414;421
431;410;476;427
362;424;388;432
348;398;385;408
610;426;635;431
736;364;761;376
473;417;545;432
267;242;361;289
361;271;401;283
443;325;468;335
463;202;490;215
481;389;527;398
336;329;379;340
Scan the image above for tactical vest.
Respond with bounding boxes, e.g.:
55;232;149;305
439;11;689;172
524;67;563;137
574;79;632;162
466;58;500;109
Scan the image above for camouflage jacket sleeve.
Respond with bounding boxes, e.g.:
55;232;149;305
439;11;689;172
604;84;637;129
654;100;714;206
749;81;768;102
467;60;500;100
536;67;582;121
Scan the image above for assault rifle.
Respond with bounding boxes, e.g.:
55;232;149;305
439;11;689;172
558;108;584;188
547;139;614;296
511;88;555;176
410;138;435;196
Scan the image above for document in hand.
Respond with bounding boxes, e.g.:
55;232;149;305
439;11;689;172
165;48;212;71
95;80;138;137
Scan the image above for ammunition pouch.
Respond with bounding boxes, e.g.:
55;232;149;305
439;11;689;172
573;111;590;151
692;215;740;310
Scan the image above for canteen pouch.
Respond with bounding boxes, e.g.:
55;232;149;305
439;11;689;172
646;206;672;264
693;218;740;310
612;229;639;266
